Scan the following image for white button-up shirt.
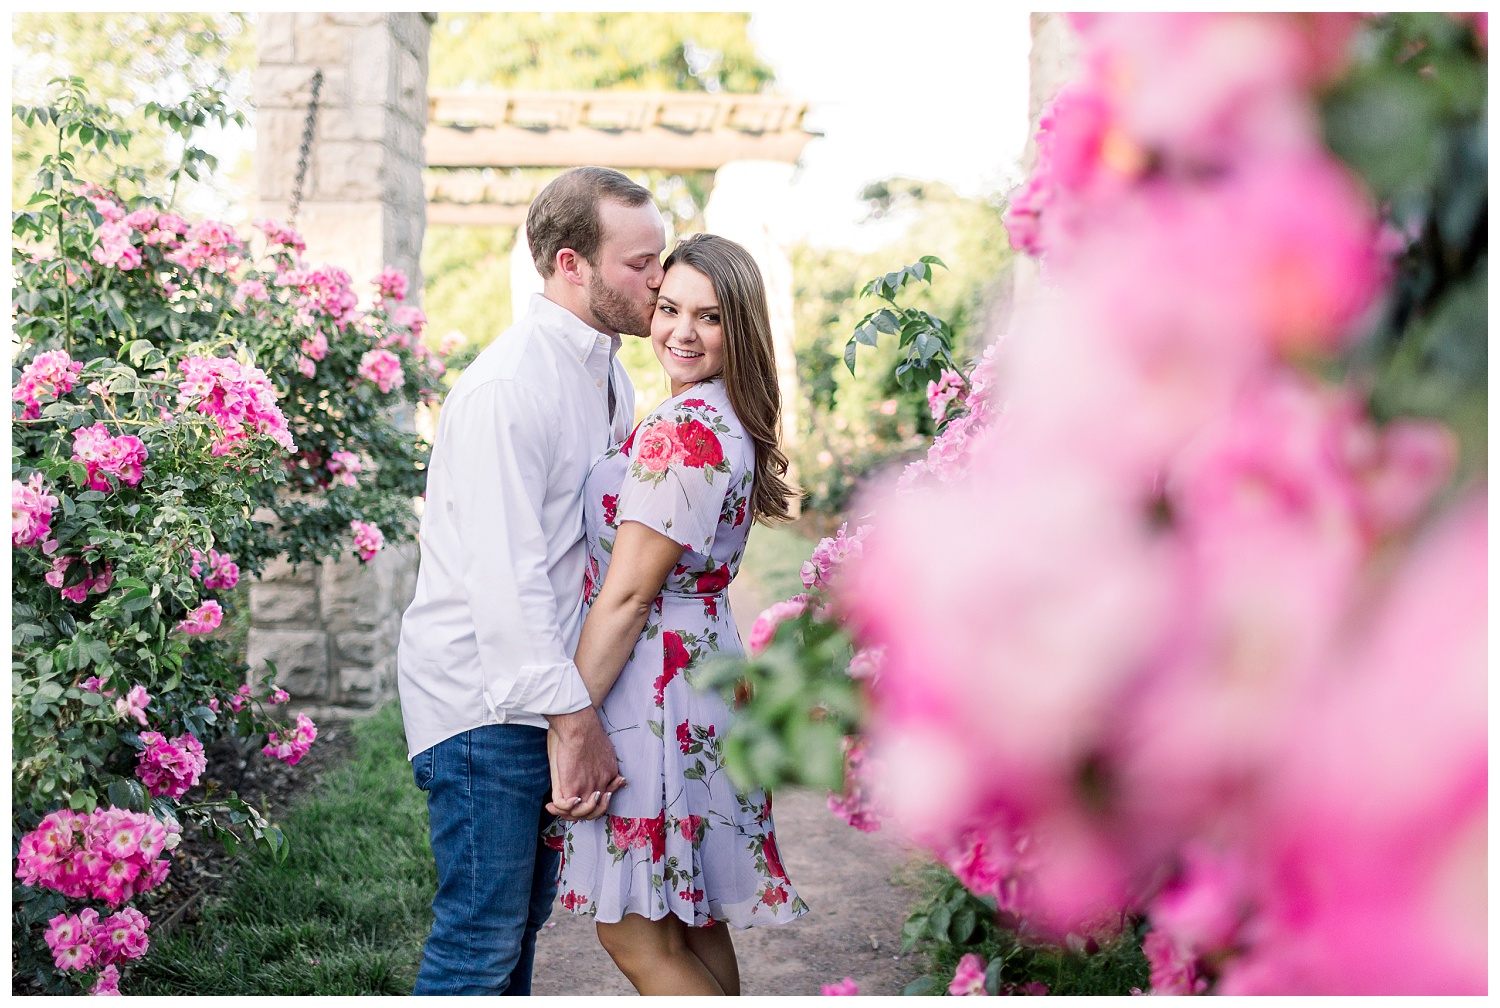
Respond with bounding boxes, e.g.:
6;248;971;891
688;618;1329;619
397;294;635;758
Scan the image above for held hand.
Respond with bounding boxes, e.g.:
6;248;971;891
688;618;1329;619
544;707;626;822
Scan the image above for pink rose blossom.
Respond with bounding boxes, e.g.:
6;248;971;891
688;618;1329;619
746;595;813;655
16;807;175;908
1143;929;1208;995
136;731;207;798
301;330;329;361
948;953;989;996
91;963;122;995
165;219;243;273
263;712;318;766
438;332;464;357
350;519;385;561
821;978;860;996
122;208;157;231
269;687;290;705
71;423;148;490
800;523;871;590
393;304;427;338
13;473;59;546
296;356;317;378
202;550;240;590
375;265;409;301
175;356;295;454
926;368;967;423
328;451;362;487
44;909;99;972
358;348;405;394
227;683;252;713
114;685;151;727
91;906;150;966
90;221;142;270
45;556;113;603
13;349;84;419
255;217;307;253
175;600;224;635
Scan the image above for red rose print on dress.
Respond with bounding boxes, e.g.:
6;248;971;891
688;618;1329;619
733;498;747;527
635;420;683;472
608;813;666;860
654;632;692;705
675;419;724;468
678;814;703;841
601;493;618;527
696;565;730;595
676;720;693;754
543;832;565;852
762;833;789;881
621;422;642;455
761;885;789;908
560;890;587;910
681;398;708;408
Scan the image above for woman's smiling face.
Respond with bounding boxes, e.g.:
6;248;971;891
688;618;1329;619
650;263;724;396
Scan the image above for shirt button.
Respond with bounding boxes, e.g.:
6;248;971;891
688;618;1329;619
596;379;603;387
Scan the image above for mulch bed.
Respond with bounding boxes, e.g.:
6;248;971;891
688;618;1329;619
139;719;359;938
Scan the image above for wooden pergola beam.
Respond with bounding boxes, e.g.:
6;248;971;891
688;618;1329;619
425;88;818;171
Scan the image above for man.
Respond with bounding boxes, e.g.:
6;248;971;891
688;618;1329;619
397;166;667;995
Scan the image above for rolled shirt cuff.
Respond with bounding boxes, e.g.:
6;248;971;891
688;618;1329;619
492;660;593;718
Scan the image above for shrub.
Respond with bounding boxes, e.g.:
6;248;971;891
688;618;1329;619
11;79;446;993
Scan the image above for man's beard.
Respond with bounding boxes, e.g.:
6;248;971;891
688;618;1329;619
586;269;653;337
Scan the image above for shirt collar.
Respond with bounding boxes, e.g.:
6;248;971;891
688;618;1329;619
528;293;621;361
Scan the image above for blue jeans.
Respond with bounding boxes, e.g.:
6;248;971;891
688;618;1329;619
411;724;559;996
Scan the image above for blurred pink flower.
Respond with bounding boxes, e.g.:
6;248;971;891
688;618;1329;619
328;450;363;487
1143;929;1208;995
358;348;405;394
351;519;385;561
746;595;812;655
175;600;224;635
113;685;151;727
13;473;59;546
14;349;85;419
375;265;409;301
948;953;988;996
820;977;859;996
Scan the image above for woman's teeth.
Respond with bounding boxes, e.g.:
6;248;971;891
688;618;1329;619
669;346;703;359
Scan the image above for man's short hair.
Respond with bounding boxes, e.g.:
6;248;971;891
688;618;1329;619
526;167;655;278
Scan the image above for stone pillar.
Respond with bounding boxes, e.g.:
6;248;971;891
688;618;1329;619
250;12;432;717
702;160;802;453
1012;14;1082;304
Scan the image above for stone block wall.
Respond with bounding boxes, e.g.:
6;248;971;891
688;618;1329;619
250;13;433;715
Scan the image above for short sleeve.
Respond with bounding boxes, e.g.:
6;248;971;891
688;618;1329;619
616;403;740;556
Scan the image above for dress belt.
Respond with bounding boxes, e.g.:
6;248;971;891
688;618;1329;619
659;588;729;600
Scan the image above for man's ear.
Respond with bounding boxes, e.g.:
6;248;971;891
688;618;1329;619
555;248;589;289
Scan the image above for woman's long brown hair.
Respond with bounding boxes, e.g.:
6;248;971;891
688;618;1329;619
664;234;793;525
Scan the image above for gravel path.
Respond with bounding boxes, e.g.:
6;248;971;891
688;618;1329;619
530;785;930;996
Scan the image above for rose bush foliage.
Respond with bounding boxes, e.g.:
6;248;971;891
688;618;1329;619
11;82;446;993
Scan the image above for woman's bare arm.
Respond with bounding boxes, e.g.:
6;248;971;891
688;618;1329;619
574;519;685;707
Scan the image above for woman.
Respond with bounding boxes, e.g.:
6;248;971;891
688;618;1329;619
547;234;808;995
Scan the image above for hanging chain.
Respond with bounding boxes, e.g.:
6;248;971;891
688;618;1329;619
287;69;323;228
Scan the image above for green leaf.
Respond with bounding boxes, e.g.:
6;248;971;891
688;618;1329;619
901;977;943;996
106;777;149;813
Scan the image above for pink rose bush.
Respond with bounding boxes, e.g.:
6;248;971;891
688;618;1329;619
720;12;1484;996
12;86;432;993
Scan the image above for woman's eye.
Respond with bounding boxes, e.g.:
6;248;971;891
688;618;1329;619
702;314;720;324
658;305;676;315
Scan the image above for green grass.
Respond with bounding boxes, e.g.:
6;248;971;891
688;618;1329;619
738;521;817;613
135;704;435;995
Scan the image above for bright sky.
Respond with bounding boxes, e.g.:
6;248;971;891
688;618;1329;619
746;6;1034;250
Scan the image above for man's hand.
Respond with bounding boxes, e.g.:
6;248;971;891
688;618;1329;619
545;706;626;821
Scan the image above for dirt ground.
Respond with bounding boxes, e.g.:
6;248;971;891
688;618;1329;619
530;785;930;996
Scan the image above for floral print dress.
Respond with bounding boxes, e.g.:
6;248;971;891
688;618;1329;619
549;378;809;930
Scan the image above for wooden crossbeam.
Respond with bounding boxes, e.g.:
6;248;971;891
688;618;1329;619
425;88;818;171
